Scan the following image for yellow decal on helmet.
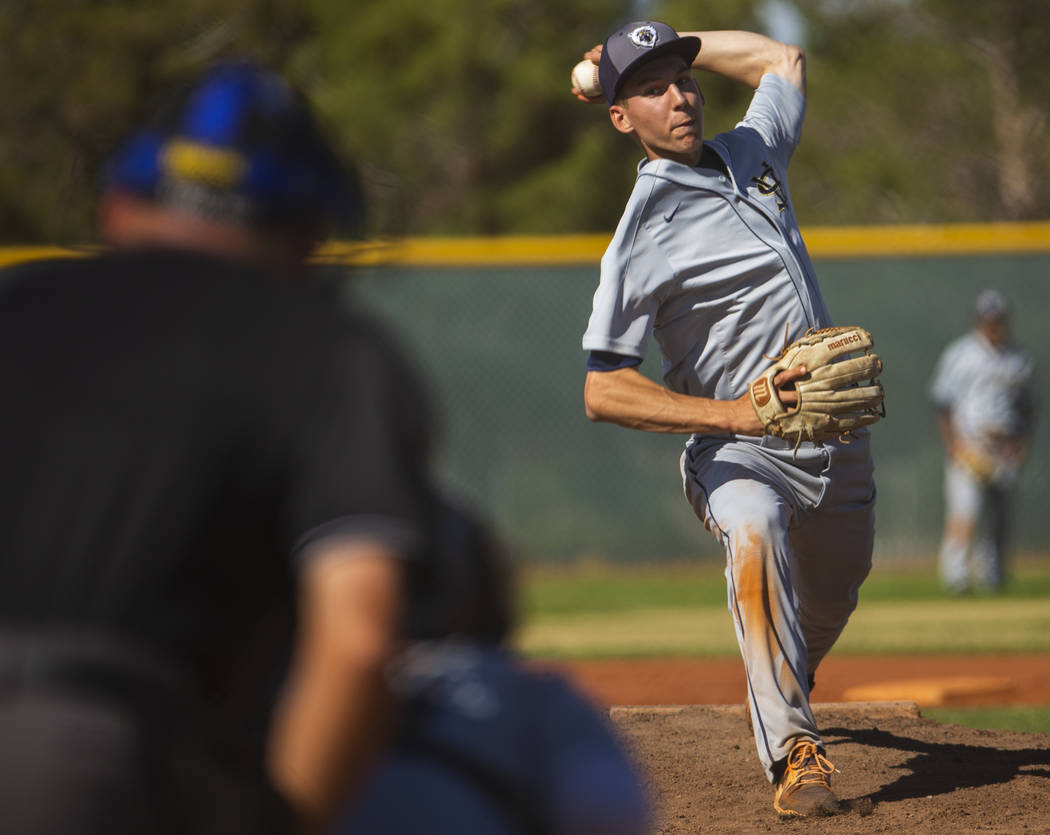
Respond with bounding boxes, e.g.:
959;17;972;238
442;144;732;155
161;139;247;188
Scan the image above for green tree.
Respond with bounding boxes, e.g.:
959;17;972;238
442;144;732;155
792;0;1050;224
301;0;633;235
2;0;1047;243
0;0;315;244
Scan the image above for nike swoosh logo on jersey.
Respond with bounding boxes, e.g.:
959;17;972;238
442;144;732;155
663;201;681;222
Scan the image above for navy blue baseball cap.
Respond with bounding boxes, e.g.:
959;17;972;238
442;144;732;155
975;288;1010;320
103;61;364;232
599;21;701;105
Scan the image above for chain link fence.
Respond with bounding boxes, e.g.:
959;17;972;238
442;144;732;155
339;252;1049;565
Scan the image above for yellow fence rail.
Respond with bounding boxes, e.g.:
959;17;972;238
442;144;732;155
3;221;1050;269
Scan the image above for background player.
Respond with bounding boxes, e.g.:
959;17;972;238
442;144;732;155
0;62;438;834
576;21;876;817
930;289;1036;593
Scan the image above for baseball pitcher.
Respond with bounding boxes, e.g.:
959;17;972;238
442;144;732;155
575;22;884;817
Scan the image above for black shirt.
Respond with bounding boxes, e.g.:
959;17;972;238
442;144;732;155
0;249;432;737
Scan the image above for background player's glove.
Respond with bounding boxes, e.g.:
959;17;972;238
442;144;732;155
749;326;885;449
953;441;998;484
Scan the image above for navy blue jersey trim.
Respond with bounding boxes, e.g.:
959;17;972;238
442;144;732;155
586;351;642;372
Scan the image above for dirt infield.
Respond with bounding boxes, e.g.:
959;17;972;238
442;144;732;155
540;653;1050;708
538;656;1050;832
611;702;1050;833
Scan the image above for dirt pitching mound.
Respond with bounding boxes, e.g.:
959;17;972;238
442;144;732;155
611;702;1050;833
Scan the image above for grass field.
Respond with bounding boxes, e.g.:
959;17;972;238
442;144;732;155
923;706;1050;734
516;556;1050;657
516;557;1050;732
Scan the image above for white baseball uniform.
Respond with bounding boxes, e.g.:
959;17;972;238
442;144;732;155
930;329;1034;591
583;73;876;781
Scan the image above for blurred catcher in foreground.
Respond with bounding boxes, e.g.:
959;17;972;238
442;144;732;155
930;289;1036;594
0;62;441;834
335;497;650;835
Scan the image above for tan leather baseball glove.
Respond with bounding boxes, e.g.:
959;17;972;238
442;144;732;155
749;326;885;450
953;442;998;484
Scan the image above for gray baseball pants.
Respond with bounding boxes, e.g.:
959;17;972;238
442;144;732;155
939;460;1012;592
681;432;875;781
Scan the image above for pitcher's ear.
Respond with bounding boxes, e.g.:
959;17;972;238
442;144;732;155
609;104;634;135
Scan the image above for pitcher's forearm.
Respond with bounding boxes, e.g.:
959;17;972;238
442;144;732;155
584;368;762;435
682;30;804;91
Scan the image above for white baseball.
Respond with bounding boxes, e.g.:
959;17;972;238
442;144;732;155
571;60;602;99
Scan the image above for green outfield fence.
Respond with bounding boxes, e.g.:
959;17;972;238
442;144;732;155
4;223;1049;564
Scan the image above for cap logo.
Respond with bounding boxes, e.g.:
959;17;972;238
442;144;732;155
629;24;659;49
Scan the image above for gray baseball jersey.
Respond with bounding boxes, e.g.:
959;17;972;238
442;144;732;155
930;331;1034;443
582;73;875;781
583;73;832;402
